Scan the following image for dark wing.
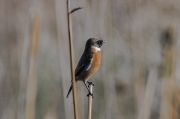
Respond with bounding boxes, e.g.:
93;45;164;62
75;51;93;78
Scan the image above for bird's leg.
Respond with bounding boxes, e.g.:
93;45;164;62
83;81;94;98
87;81;94;87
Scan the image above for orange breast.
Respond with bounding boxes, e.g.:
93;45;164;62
84;49;101;81
90;51;101;73
77;49;101;81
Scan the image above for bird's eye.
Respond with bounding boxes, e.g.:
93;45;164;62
97;40;102;45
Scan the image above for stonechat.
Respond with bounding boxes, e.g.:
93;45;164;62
66;37;106;98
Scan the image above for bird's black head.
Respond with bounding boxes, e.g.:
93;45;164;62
86;37;106;49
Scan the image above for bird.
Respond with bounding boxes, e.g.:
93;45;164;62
66;37;106;98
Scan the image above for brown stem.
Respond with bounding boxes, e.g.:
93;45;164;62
25;14;40;119
67;0;79;119
88;84;93;119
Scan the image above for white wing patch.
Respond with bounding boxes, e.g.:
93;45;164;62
92;46;101;52
85;64;91;71
85;58;93;71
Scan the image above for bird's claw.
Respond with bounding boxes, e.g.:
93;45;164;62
87;92;94;98
87;81;94;87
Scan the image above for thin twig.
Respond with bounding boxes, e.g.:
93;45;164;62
25;14;40;119
67;0;79;119
69;7;84;14
88;84;93;119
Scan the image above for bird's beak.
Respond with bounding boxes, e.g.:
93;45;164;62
102;40;107;43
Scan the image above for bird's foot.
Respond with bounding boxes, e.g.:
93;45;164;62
87;92;94;98
87;81;94;87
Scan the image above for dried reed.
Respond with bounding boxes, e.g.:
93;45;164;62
25;14;40;119
160;26;178;119
67;0;79;119
18;14;30;119
88;84;93;119
138;68;158;119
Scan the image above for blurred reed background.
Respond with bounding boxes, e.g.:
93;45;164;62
1;0;180;119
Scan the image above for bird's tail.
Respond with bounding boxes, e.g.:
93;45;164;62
66;84;73;98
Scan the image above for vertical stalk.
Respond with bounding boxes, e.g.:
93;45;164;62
18;13;30;119
25;14;40;119
138;68;157;119
88;84;93;119
67;0;79;119
160;26;177;119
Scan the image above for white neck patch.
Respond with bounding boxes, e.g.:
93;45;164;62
92;46;101;52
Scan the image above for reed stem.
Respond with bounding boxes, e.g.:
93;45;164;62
25;14;40;119
88;84;93;119
67;0;79;119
